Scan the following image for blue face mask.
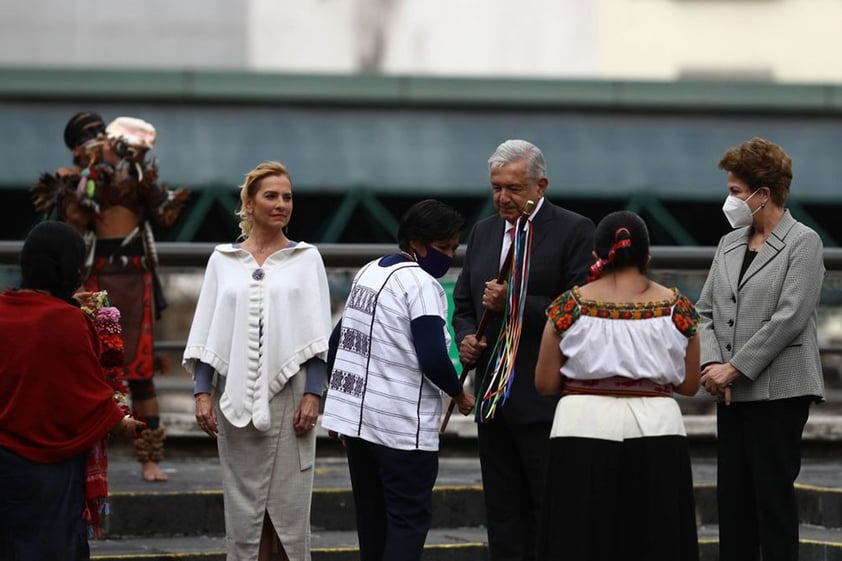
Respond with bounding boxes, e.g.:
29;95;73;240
416;244;453;278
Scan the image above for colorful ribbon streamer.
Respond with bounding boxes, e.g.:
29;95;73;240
477;216;533;421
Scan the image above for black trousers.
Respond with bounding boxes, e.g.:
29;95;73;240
0;446;89;561
716;397;812;561
477;418;551;561
344;437;438;561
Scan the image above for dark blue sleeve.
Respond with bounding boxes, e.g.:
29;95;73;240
193;361;214;396
411;315;463;397
325;320;342;382
304;357;326;396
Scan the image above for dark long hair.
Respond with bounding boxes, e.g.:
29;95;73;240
20;221;86;305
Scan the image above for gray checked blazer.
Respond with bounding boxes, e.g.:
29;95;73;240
697;209;825;402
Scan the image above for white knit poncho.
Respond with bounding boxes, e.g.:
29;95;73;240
182;242;331;431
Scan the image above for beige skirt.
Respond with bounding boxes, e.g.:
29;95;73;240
216;370;317;561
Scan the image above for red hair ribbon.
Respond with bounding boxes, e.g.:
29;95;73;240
587;228;632;282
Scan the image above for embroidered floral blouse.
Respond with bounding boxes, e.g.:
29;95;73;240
546;286;699;386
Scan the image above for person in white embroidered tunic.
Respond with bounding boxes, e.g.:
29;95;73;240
534;211;701;561
322;199;475;561
183;161;331;561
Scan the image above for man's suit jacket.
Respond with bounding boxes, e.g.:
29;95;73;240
697;209;825;402
452;199;595;424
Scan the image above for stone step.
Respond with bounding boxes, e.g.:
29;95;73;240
102;451;842;536
155;409;842;451
697;525;842;561
101;483;842;537
90;529;489;561
152;374;842;444
87;525;842;561
105;486;484;536
92;450;842;560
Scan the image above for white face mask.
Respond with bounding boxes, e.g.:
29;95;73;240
722;190;762;228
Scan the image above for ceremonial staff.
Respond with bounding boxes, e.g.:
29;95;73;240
440;200;534;433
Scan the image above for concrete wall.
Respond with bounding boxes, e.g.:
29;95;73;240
598;0;842;83
0;0;599;76
2;0;839;83
0;0;246;69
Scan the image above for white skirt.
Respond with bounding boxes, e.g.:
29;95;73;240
550;394;687;441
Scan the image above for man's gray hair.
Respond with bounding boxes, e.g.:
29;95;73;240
488;139;547;182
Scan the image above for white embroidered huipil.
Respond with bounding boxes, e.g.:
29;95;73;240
548;288;697;442
182;242;331;431
321;258;452;451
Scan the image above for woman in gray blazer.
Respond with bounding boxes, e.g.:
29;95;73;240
697;137;825;561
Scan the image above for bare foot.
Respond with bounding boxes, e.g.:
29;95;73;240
142;461;169;482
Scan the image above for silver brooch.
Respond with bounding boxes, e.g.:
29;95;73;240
252;268;265;281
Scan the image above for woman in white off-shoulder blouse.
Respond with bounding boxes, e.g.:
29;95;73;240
534;210;701;561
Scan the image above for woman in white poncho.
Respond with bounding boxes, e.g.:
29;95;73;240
183;161;331;561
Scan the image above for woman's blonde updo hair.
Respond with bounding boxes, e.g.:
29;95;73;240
236;161;291;240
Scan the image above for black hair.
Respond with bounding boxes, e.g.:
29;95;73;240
397;199;465;250
64;111;106;150
20;221;86;305
593;210;650;274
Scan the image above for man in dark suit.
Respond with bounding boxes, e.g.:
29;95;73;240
452;139;595;561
